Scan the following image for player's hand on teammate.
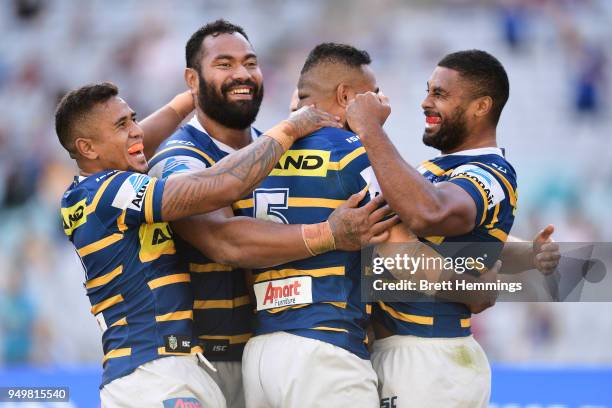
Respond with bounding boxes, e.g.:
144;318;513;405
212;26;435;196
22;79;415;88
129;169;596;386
468;260;502;314
328;189;399;251
284;105;342;141
533;224;560;275
345;91;391;137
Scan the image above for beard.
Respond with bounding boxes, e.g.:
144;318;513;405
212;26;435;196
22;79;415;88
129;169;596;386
197;73;264;130
422;105;469;152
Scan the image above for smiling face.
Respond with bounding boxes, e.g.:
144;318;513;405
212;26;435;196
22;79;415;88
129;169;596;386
194;32;264;129
77;96;147;174
421;66;473;153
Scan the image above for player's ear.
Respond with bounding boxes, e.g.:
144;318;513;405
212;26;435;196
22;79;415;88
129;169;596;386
336;83;354;108
473;95;493;119
74;137;99;160
185;68;199;95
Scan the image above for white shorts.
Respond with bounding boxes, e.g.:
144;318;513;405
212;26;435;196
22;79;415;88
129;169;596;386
242;331;379;408
101;355;227;408
202;360;245;408
372;335;491;408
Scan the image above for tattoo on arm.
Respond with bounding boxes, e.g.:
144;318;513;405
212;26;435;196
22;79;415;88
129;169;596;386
161;135;284;221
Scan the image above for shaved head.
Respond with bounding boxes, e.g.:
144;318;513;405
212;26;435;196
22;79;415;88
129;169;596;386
296;43;377;126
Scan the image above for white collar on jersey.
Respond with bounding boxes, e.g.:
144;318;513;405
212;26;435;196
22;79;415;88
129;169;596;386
188;115;259;154
439;147;504;157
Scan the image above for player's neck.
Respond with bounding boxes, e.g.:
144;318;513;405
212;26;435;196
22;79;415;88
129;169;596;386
196;110;252;150
441;128;497;155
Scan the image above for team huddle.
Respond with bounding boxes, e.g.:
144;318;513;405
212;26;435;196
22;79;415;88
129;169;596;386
57;19;560;408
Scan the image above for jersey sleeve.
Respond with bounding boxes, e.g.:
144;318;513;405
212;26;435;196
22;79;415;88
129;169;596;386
331;134;381;203
447;163;506;226
97;172;167;227
148;154;210;179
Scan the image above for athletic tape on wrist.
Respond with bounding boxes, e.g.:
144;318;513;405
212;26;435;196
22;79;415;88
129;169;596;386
168;91;194;119
263;121;296;151
302;221;336;256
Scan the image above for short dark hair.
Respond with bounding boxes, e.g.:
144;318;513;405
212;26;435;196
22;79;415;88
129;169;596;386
55;82;118;155
437;49;509;125
185;19;249;71
301;43;371;74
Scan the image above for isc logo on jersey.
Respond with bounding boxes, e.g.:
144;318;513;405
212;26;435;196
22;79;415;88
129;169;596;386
270;150;330;177
253;276;313;311
111;174;150;211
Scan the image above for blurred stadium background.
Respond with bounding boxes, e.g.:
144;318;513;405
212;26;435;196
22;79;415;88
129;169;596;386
1;0;611;406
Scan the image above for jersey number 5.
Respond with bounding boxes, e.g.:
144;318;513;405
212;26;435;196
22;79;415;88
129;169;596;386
253;188;289;224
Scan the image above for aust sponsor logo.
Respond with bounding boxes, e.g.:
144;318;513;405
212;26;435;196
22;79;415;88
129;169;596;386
451;164;505;209
139;223;176;262
270;150;330;177
111;174;151;211
61;198;88;235
254;276;313;311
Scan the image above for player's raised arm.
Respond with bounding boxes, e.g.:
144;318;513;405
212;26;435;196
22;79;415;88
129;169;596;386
171;191;397;268
346;92;477;237
161;106;341;221
139;91;194;159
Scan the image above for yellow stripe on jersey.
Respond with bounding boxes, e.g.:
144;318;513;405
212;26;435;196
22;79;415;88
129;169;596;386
485;203;500;229
451;174;489;226
157;345;203;356
233;197;345;210
110;317;127;327
475;162;517;207
324;301;347;309
86;171;123;216
102;347;131;364
155;310;193;322
378;301;434;325
144;178;156;224
312;326;349;333
488;228;508;242
193;295;251;309
366;304;372;314
265;303;310;314
116;209;128;232
328;146;366;171
424;236;445;245
199;333;252;345
460;318;471;328
78;233;123;257
419;160;446;176
151;146;216;165
255;266;345;283
85;265;123;289
289;197;345;208
265;301;346;314
148;273;191;290
189;263;233;273
61;198;88;236
91;294;124;315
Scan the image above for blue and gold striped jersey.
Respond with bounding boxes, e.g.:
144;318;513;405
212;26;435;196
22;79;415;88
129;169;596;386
61;170;200;387
233;127;376;359
148;117;258;361
373;147;518;338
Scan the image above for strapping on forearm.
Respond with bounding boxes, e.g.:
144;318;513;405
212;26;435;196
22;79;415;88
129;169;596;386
168;91;194;119
263;121;297;151
301;222;336;256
